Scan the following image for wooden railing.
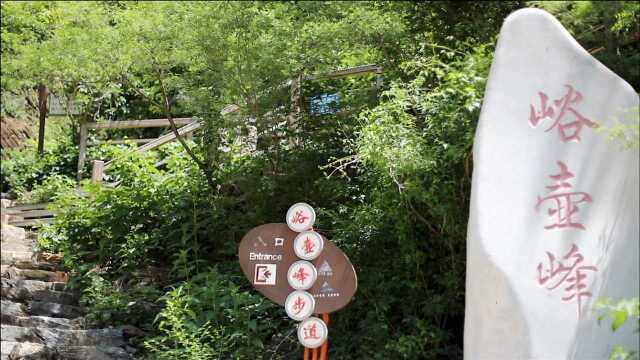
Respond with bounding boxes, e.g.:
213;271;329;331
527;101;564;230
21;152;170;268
77;118;198;181
90;120;203;184
1;201;54;228
82;64;384;184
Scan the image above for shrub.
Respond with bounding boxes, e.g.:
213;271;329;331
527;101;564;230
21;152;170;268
0;138;78;200
144;269;289;360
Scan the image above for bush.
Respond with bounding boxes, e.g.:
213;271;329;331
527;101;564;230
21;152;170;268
80;272;162;330
144;269;290;360
0;138;78;201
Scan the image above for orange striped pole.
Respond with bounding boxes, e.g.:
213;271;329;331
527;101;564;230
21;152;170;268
304;347;309;360
319;313;329;360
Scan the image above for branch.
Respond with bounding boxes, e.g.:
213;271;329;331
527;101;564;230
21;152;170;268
321;154;361;178
157;75;217;193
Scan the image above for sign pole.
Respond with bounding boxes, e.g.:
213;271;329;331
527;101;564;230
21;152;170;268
304;347;309;360
319;313;329;360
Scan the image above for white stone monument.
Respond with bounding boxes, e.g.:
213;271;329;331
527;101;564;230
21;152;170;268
465;8;639;360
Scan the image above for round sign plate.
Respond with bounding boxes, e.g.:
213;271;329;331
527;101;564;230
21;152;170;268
297;317;328;349
284;290;315;321
294;231;324;260
286;203;316;232
238;223;358;313
287;260;317;290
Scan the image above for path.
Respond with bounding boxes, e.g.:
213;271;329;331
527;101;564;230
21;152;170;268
1;224;137;359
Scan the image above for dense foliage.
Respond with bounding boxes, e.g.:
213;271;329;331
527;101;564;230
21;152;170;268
2;1;638;359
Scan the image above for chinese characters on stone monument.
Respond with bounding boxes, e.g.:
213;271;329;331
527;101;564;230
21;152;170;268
530;85;598;319
535;161;592;230
537;244;598;318
529;85;597;142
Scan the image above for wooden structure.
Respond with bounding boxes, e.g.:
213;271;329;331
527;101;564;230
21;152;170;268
77;118;197;181
81;64;383;183
1;202;54;228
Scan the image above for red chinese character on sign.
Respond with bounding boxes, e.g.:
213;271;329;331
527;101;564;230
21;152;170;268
291;211;309;224
529;85;596;142
303;237;315;255
303;324;320;340
537;244;598;318
293;267;309;284
293;296;306;315
535;161;592;230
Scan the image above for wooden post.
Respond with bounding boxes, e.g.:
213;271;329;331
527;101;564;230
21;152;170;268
37;84;49;154
91;160;104;183
77;124;88;181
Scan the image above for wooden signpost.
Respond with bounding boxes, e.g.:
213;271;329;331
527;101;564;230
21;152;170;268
238;203;357;359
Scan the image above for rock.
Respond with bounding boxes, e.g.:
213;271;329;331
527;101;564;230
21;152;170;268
0;341;48;360
1;325;128;348
26;300;84;318
0;229;133;360
121;325;144;339
54;345;133;360
1;251;34;266
2;279;68;292
11;259;63;272
0;225;27;244
37;253;63;264
1;279;77;304
1;300;27;317
3;268;68;282
1;314;79;329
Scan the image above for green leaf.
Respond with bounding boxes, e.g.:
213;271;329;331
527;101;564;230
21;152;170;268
612;310;628;332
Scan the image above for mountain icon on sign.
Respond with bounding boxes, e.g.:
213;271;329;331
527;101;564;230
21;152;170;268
320;281;335;294
318;260;333;276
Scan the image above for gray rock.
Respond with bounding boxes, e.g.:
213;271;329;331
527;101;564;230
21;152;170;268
3;268;67;282
1;300;27;317
11;259;62;272
0;341;48;359
26;300;85;318
1;279;77;304
1;314;79;329
1;279;68;292
0;225;27;244
1;251;34;265
1;325;127;347
0;240;34;254
54;345;133;360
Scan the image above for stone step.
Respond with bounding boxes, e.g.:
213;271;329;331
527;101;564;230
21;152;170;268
1;325;128;348
1;278;77;304
0;240;34;254
2;278;68;291
1;341;47;359
1;313;82;329
2;267;68;282
27;300;85;318
9;258;64;272
54;345;135;360
1;251;34;265
0;225;26;243
1;341;133;360
1;299;84;318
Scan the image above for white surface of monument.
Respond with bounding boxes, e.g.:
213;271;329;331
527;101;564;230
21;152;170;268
465;8;639;360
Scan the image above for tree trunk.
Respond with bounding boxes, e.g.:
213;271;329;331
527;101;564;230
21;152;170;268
37;84;49;154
